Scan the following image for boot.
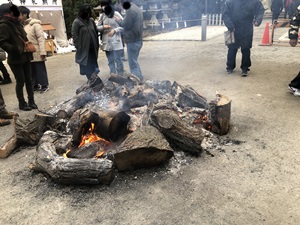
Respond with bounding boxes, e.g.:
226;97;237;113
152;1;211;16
28;100;38;109
19;102;32;111
0;118;11;126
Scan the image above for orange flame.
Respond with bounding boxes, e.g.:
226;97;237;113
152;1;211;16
78;123;102;148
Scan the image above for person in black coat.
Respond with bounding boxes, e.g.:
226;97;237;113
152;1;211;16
271;0;284;23
0;3;37;110
222;0;265;77
71;4;99;80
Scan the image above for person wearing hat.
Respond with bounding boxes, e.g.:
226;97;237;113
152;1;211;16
0;3;37;111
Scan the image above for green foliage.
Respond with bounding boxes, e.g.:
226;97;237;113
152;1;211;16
62;0;101;38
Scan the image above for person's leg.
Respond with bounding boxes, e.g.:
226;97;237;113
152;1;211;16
0;61;11;83
24;62;37;109
114;49;124;75
0;88;17;119
9;63;32;110
241;48;251;71
126;41;143;79
226;46;238;72
34;62;49;92
105;51;117;74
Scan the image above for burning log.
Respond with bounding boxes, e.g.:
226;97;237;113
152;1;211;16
208;94;231;135
150;109;206;156
113;126;174;171
122;89;159;111
31;131;114;185
67;108;131;145
108;73;139;86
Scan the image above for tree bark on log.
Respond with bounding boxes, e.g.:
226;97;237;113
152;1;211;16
113;126;174;171
0;135;18;158
177;85;208;109
32;131;114;185
208;94;231;135
150;109;205;156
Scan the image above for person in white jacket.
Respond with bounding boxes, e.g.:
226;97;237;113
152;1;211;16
18;6;49;93
97;0;125;76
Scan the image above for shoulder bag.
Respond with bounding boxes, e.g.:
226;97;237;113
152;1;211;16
18;35;36;53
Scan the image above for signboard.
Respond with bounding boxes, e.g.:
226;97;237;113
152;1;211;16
0;0;62;6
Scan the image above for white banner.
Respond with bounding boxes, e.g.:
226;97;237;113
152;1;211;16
0;0;62;7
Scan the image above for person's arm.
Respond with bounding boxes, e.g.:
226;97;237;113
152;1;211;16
254;1;265;26
289;6;300;46
71;19;80;49
221;1;235;31
34;24;46;59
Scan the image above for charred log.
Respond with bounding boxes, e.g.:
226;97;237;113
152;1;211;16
177;85;208;109
32;131;114;185
122;89;159;111
113;126;174;171
150;109;205;156
208;94;231;135
67;142;99;159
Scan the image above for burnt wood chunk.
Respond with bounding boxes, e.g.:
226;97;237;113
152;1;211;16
0;135;18;158
114;126;174;171
66;142;99;159
150;109;205;156
208;94;231;135
177;85;208;109
32;131;114;185
76;73;104;94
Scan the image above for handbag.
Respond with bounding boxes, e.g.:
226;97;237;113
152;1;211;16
0;48;6;61
18;35;36;53
224;30;235;45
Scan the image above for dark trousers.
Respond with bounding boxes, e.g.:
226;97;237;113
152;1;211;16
31;61;49;87
290;71;300;89
9;62;34;104
0;88;5;110
226;47;251;71
0;61;10;80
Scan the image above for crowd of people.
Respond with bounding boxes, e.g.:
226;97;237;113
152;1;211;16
0;0;299;128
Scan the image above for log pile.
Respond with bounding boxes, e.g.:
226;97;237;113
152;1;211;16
1;72;231;185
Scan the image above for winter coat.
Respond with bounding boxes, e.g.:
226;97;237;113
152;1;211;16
97;11;124;51
71;17;99;66
121;2;143;43
271;0;284;13
289;3;300;39
222;0;265;48
23;18;47;62
0;18;32;64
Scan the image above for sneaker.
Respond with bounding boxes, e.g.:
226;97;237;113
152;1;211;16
0;119;11;127
227;69;233;74
288;85;298;93
241;70;248;77
40;86;49;93
294;90;300;97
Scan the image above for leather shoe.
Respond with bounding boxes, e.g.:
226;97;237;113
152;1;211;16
19;102;32;111
0;119;11;126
